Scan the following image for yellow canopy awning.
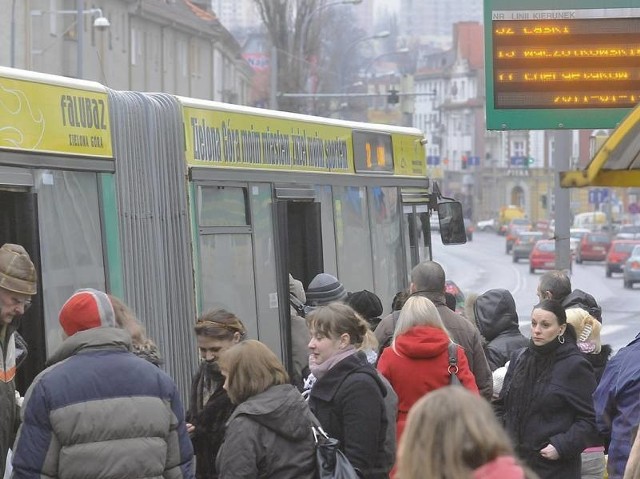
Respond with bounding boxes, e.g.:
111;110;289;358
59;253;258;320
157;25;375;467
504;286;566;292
561;103;640;188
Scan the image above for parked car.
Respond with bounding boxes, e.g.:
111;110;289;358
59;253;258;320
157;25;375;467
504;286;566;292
505;218;532;254
464;218;474;241
616;224;640;239
569;228;591;255
529;239;571;274
623;245;640;288
512;231;544;263
445;279;465;315
606;240;640;277
575;232;611;263
477;218;497;232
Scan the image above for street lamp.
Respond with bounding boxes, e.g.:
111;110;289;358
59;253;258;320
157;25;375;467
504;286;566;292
363;48;410;80
29;4;110;78
340;30;390;93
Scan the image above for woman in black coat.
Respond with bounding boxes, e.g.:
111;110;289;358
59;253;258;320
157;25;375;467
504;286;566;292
186;309;247;479
495;299;599;479
306;303;391;479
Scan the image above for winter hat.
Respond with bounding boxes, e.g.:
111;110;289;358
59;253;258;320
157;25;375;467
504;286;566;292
566;307;602;354
0;244;37;295
346;290;383;320
306;273;347;306
59;288;116;336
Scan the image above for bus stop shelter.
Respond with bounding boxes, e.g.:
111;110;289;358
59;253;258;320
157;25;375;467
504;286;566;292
561;104;640;188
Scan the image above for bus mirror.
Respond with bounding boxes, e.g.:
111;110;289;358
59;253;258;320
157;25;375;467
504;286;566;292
437;201;467;245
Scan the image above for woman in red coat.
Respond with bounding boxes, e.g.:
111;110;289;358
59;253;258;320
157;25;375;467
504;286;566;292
377;295;478;444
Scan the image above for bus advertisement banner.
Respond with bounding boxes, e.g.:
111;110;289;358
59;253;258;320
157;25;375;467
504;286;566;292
0;69;113;158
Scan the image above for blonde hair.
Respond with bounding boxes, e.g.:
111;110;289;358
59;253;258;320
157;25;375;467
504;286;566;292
393;295;448;342
358;329;379;353
565;307;601;353
218;340;289;404
306;303;369;347
398;387;527;479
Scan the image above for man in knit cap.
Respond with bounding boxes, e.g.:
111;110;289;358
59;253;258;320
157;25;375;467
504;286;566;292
11;289;195;478
305;273;348;307
0;244;37;478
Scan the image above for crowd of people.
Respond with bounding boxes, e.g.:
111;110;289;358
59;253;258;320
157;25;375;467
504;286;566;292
1;241;640;479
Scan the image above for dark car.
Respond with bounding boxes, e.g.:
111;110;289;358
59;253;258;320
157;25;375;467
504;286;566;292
512;231;544;263
505;219;532;254
575;232;611;263
605;240;640;277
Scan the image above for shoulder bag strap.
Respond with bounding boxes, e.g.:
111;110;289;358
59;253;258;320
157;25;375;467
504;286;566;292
448;342;459;375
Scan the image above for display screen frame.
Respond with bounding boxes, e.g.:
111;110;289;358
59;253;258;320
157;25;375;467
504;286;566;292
485;0;638;130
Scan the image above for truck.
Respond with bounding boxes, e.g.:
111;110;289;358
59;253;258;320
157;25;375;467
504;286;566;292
498;205;526;235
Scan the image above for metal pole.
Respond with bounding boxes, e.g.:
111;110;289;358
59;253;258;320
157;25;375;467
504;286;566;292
270;46;278;109
552;130;572;272
77;0;83;78
11;0;17;67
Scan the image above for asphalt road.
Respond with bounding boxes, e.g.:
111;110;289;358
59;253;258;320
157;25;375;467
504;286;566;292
430;230;640;354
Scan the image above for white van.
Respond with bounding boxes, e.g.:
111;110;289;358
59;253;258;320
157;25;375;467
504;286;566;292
573;212;607;231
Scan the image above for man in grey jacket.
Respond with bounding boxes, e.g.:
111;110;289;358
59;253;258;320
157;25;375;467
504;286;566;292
10;289;194;478
375;261;493;400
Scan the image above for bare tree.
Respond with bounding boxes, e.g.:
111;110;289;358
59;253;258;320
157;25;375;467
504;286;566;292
253;0;363;114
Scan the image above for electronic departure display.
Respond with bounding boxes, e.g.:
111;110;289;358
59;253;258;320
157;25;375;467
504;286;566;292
492;9;640;110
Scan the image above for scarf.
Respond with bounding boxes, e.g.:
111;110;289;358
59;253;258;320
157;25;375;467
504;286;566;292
196;360;224;411
309;346;356;380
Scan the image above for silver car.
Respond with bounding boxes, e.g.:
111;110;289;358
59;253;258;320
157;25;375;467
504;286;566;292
512;231;544;262
623;245;640;288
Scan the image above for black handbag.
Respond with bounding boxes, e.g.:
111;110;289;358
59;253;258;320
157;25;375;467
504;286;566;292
448;342;462;386
312;425;360;479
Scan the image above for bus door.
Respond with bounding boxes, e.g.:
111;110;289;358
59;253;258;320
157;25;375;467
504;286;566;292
403;203;431;270
274;187;322;381
0;173;46;395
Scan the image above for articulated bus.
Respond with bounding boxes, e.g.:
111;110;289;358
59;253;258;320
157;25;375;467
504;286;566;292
0;66;444;396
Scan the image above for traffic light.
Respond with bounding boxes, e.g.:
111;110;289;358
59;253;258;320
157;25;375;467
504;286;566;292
387;89;399;104
461;156;468;169
525;156;535;168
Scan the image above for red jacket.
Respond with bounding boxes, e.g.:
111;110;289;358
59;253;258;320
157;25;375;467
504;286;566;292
473;456;525;479
377;325;478;441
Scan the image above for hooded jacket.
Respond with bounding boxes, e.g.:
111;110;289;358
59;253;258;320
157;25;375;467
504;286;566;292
376;291;493;399
216;384;316;479
470;289;529;371
377;325;478;441
11;327;194;478
308;351;390;479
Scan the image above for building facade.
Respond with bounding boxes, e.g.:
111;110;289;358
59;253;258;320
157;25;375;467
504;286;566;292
2;0;252;103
